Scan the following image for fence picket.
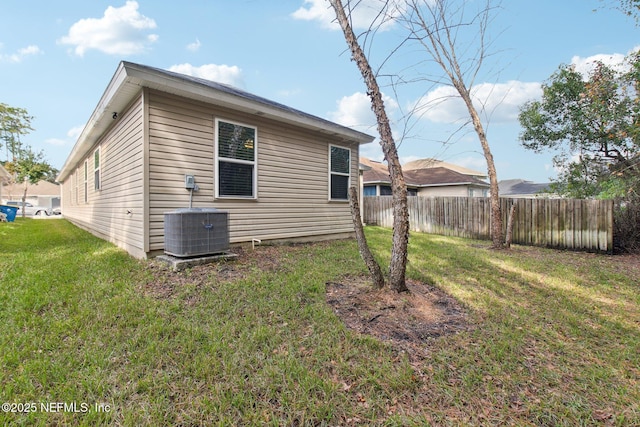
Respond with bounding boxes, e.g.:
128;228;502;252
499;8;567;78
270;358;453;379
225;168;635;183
363;196;614;253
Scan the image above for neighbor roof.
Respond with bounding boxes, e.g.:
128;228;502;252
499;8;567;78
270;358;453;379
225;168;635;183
403;158;487;178
0;163;10;183
58;61;375;181
405;167;490;187
360;157;489;188
499;179;551;196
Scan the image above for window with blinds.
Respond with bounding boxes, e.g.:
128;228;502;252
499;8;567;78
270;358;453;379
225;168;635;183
215;119;257;198
329;145;350;201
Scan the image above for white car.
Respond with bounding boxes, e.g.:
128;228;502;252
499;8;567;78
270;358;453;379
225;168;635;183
5;200;52;216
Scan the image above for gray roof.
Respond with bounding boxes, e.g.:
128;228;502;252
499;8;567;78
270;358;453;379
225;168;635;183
499;179;551;196
58;61;375;181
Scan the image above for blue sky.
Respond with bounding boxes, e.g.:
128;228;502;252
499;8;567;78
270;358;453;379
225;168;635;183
1;0;638;183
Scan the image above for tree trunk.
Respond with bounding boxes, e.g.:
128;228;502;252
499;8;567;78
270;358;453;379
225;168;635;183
505;202;516;249
21;179;27;218
461;91;504;248
330;0;409;293
348;187;385;289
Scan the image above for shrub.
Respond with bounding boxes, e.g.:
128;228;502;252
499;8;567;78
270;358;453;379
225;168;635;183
614;198;640;253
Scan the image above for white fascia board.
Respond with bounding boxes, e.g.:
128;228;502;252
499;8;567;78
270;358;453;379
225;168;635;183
57;62;130;182
124;63;375;144
57;61;375;182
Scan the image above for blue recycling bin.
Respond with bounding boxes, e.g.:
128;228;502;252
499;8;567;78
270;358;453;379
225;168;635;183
0;205;18;222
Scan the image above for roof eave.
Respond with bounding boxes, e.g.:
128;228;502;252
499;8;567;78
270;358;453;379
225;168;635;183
58;62;375;182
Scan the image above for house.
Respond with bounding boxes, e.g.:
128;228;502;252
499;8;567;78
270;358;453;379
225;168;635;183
1;179;61;212
499;179;552;198
0;163;10;202
403;157;488;180
56;61;374;259
361;157;490;197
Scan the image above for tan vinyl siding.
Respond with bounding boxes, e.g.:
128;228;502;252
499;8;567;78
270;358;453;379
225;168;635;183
60;94;146;257
147;90;358;252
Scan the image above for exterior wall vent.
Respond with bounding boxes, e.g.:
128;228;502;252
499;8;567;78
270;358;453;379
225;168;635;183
164;208;229;257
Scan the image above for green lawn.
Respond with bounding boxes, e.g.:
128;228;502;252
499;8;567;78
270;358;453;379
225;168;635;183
0;218;638;426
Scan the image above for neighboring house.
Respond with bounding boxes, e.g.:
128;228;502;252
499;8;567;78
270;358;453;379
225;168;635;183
361;157;490;197
0;163;10;202
499;179;552;198
56;61;374;259
0;163;60;208
1;180;61;211
403;158;488;180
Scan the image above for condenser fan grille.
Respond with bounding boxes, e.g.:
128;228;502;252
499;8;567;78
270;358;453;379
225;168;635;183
164;208;229;257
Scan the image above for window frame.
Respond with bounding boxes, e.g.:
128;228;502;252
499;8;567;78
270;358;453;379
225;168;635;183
94;147;101;191
214;118;258;199
328;144;351;201
84;160;88;203
75;167;79;205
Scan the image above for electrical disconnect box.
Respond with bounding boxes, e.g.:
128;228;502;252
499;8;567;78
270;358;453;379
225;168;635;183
185;174;195;189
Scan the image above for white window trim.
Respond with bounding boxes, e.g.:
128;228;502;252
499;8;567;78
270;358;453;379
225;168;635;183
94;147;101;191
84;161;88;204
214;118;258;199
328;144;351;202
75;167;79;205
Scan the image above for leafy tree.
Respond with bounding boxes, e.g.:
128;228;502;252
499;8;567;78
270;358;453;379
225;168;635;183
0;103;33;161
4;147;55;218
519;52;640;199
601;0;640;21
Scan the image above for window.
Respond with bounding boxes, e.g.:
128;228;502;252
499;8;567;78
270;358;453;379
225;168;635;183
363;185;377;196
329;145;350;200
75;168;79;204
215;119;257;198
84;161;88;203
94;148;101;190
379;185;392;196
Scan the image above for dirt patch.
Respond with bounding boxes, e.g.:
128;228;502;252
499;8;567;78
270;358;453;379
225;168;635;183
326;276;470;360
141;245;310;299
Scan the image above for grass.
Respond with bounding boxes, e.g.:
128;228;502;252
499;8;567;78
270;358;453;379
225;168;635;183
0;219;638;426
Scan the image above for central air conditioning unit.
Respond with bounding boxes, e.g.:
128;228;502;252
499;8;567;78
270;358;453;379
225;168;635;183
164;208;229;257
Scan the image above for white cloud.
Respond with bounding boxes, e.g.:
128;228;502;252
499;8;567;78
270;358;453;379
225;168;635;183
413;80;542;124
45;125;85;147
168;63;244;87
0;44;42;63
187;38;201;52
571;52;626;76
570;46;640;77
58;1;158;56
328;92;374;128
328;91;398;134
291;0;402;31
67;126;84;140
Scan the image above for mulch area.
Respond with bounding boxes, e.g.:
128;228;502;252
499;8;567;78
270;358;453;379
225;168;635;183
325;276;470;361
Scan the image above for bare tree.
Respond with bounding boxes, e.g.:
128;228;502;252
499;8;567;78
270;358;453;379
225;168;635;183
330;0;410;292
348;187;386;288
397;0;505;248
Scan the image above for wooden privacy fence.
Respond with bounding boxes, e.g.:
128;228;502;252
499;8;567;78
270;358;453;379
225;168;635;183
363;196;614;252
